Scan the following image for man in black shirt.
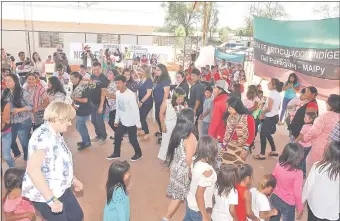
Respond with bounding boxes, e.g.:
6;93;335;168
189;68;205;128
90;61;109;144
70;72;92;151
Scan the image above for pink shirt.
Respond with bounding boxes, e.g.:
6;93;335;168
299;124;312;147
3;196;35;221
272;163;303;212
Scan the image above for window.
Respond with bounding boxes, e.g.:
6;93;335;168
97;34;120;44
38;32;63;48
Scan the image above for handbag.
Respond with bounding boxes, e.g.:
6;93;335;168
222;115;243;150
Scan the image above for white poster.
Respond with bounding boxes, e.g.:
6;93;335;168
70;43;173;63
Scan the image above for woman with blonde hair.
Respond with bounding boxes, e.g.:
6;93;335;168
137;64;154;140
22;102;84;221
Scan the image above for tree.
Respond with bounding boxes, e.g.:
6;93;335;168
206;2;219;39
162;2;201;36
242;2;287;37
218;27;231;42
313;3;340;18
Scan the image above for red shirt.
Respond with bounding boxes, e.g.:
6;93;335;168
208;93;229;142
213;72;221;81
307;101;318;111
235;184;247;221
204;72;211;81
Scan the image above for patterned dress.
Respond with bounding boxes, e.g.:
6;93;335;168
221;114;252;166
303;111;340;171
166;139;190;200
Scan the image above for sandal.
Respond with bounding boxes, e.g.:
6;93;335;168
253;154;266;160
268;152;279;157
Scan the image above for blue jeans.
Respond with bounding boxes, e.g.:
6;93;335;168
183;201;202;221
76;115;91;145
11;118;32;161
280;97;292;122
270;194;295;221
2;130;15;168
91;104;107;140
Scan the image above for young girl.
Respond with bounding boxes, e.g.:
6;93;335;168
249;174;278;221
211;164;239;221
270;143;304;221
184;135;218;221
3;168;36;221
235;164;258;221
162;108;197;221
294;112;318;178
103;160;131;221
158;87;187;160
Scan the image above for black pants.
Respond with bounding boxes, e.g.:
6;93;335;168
139;102;153;134
251;118;262;147
155;101;162;133
307;204;339;221
33;188;83;221
108;110;116;132
114;123;142;156
260;115;278;155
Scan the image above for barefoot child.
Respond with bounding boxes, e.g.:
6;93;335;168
249;174;278;221
211;164;239;221
103;160;131;221
3;168;36;221
184;135;218;220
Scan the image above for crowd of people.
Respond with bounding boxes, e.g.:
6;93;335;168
1;46;339;221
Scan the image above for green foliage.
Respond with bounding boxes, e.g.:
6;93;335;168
241;2;287;37
162;2;201;36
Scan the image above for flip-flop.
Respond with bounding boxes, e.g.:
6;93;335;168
253;154;266;160
268;152;279;157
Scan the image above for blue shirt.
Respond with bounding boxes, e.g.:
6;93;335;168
103;187;130;221
284;82;299;99
202;96;213;123
153;80;170;104
138;78;153;105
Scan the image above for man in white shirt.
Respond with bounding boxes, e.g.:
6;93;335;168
106;75;143;162
53;64;70;85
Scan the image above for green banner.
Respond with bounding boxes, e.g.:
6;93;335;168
253;16;340;49
253;16;340;98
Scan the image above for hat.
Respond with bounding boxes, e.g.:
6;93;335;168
215;80;230;93
84;45;91;49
